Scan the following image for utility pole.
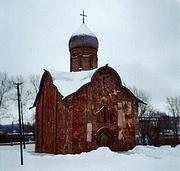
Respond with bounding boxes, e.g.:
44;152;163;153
21;101;26;149
14;82;23;165
11;121;13;146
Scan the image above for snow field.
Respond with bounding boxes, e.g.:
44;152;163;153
0;144;180;171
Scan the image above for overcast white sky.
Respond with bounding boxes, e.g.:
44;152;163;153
0;0;180;113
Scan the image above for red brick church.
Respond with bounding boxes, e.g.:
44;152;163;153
33;15;144;154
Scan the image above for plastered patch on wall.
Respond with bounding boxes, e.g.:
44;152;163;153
127;102;132;115
87;123;92;142
117;102;122;109
114;89;117;95
118;130;123;140
118;109;125;127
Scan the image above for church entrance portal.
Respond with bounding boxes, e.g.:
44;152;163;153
97;128;112;148
100;134;109;146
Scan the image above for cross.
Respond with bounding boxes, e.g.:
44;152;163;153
80;10;87;23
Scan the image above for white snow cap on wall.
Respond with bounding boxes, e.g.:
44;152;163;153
49;68;98;97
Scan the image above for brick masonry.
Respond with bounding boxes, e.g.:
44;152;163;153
70;47;98;72
34;25;140;154
35;66;140;154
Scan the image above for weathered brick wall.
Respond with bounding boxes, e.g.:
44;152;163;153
63;85;89;153
35;67;139;154
63;66;139;153
56;94;65;153
70;47;98;72
90;67;138;151
35;95;42;152
90;68;121;151
35;72;64;154
116;88;138;150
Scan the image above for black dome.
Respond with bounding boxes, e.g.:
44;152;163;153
68;23;98;50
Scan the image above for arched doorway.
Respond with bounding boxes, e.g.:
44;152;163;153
97;128;112;148
100;133;109;146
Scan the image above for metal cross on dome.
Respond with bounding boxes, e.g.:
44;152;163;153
80;10;87;23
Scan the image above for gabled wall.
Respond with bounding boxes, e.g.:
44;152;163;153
35;71;64;153
35;66;139;154
62;66;139;153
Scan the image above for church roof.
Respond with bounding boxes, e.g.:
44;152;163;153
68;23;99;50
31;65;146;109
71;23;96;37
49;66;145;104
50;68;98;97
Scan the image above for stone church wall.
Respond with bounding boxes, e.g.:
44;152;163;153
89;68;138;151
70;47;97;71
61;67;139;153
35;67;139;154
63;85;89;153
34;21;140;154
35;73;64;154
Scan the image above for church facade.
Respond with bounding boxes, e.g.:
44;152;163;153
33;21;143;154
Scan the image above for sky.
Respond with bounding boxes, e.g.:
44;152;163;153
0;0;180;113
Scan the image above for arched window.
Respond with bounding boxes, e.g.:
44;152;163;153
96;106;114;123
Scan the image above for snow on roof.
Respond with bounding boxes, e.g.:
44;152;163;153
71;23;96;37
49;68;98;97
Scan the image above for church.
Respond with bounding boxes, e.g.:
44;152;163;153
32;13;144;154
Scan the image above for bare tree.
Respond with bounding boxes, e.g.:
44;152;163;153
28;74;40;124
129;86;153;117
11;75;33;107
0;73;40;123
11;76;24;106
129;86;157;144
166;96;180;146
29;74;40;99
0;72;14;120
0;72;13;109
166;96;180;117
15;74;40;119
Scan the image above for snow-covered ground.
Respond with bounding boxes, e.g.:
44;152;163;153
0;144;180;171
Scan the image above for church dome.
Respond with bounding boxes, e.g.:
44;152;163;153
68;23;99;50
